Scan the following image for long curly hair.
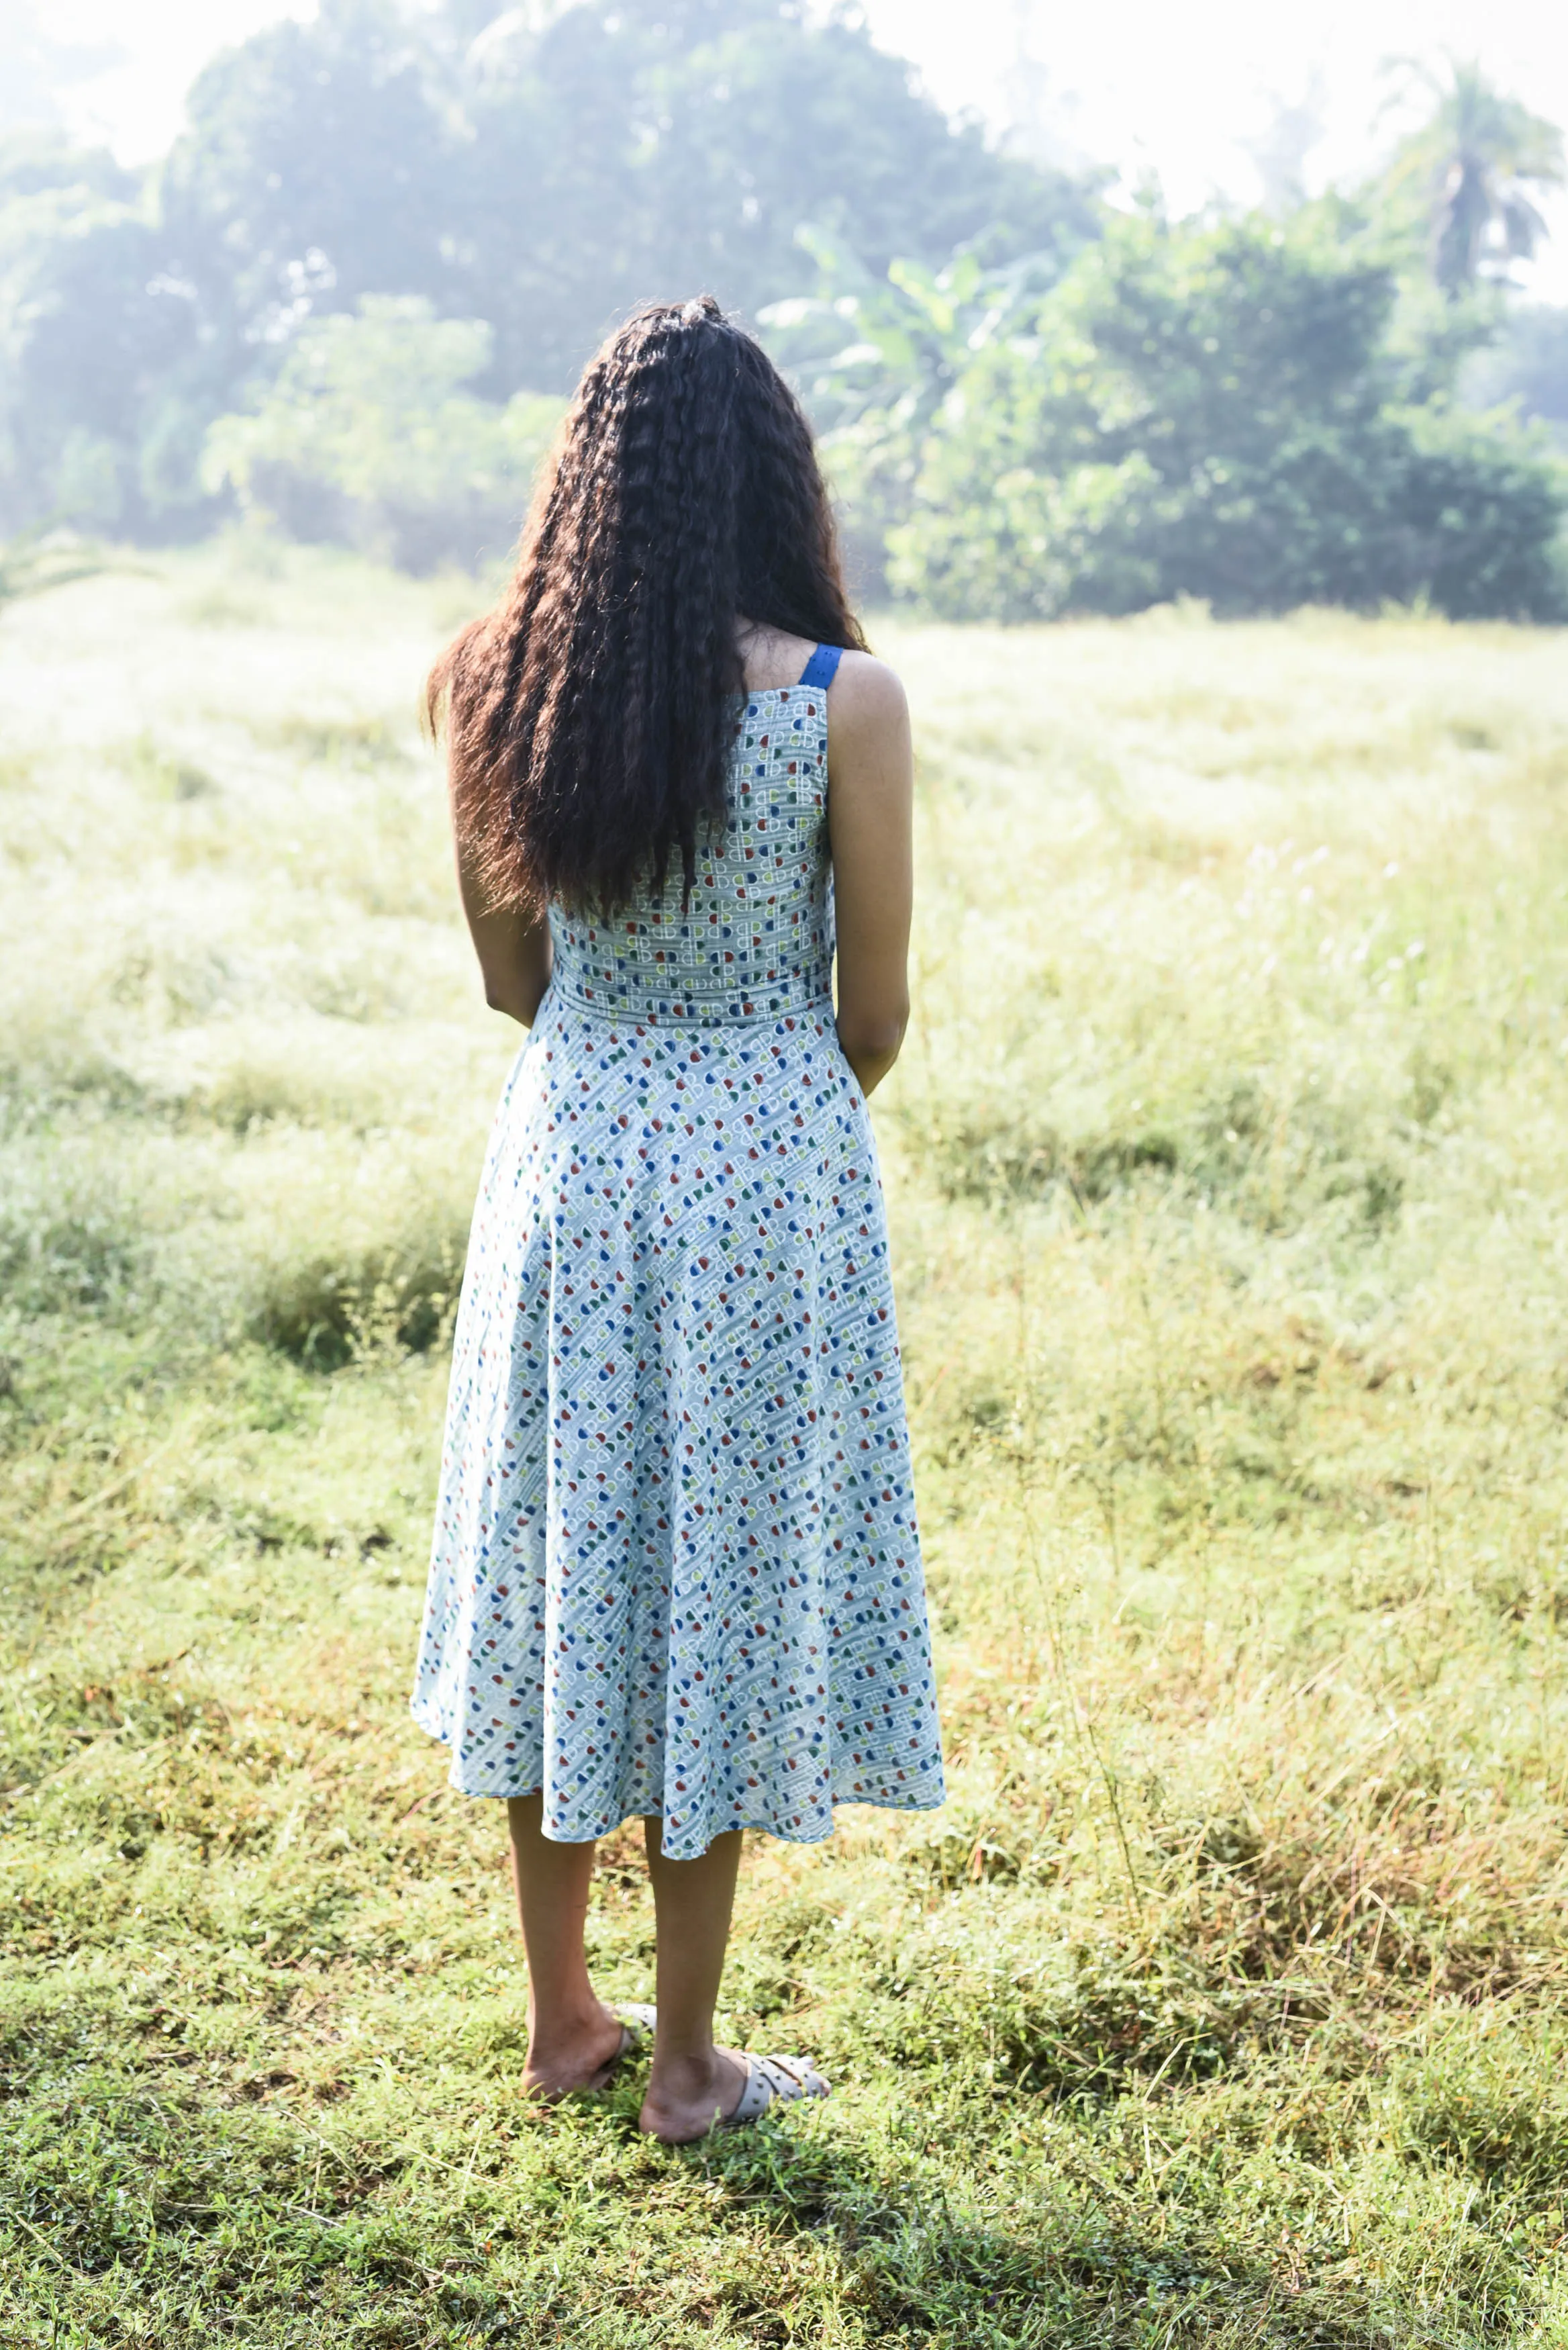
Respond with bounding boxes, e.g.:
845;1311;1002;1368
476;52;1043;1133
427;295;866;915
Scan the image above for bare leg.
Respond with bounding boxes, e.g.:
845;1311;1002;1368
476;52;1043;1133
506;1793;625;2096
638;1815;748;2142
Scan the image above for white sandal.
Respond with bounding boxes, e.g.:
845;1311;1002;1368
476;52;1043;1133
611;2002;658;2061
717;2052;830;2130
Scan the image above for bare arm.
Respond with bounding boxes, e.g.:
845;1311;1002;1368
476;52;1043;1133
826;653;914;1099
451;761;553;1026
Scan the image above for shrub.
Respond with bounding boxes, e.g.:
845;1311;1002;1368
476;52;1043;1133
201;298;562;572
890;209;1568;622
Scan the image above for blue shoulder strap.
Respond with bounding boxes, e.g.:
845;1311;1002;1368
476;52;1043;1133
797;643;842;691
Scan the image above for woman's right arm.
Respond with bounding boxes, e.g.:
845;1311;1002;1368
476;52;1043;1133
826;654;914;1099
450;761;554;1027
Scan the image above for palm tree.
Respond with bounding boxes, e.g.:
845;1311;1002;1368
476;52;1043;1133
1383;60;1565;295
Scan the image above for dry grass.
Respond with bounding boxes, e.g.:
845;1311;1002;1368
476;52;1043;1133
2;545;1567;2345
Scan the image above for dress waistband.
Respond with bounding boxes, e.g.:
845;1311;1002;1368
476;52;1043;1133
546;973;834;1030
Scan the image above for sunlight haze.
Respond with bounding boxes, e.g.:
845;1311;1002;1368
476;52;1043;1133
32;0;1568;297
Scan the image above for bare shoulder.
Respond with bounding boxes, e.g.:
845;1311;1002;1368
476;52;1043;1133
828;650;910;740
826;651;912;820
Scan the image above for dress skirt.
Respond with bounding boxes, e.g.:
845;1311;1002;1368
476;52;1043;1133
410;988;946;1860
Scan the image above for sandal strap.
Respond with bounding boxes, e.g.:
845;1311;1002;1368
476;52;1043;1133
720;2053;830;2130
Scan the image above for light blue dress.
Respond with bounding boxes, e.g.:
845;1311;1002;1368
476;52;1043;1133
411;645;944;1858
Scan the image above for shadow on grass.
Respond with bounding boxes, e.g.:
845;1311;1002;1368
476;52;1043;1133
687;2109;1500;2350
0;1995;1538;2349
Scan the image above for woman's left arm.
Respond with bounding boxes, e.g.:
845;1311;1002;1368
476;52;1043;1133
826;653;914;1099
451;764;553;1026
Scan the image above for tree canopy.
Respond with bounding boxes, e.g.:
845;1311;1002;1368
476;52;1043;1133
0;11;1562;623
0;0;1099;537
201;297;561;571
887;208;1567;622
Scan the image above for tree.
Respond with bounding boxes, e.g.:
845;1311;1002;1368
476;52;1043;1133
451;0;1101;392
1381;60;1565;296
889;207;1568;623
0;134;220;536
150;0;1099;395
758;232;1075;595
201;297;562;570
160;0;461;344
0;0;1101;540
1463;304;1568;444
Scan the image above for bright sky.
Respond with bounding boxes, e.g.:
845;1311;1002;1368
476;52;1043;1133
27;0;1568;299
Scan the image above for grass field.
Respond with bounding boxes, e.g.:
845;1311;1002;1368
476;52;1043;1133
3;539;1568;2347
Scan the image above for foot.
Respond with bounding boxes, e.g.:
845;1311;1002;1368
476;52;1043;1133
522;1998;630;2100
638;2044;750;2143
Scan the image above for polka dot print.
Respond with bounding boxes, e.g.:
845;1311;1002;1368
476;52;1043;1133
411;682;945;1859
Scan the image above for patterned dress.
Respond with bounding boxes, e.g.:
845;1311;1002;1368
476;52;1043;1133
411;645;945;1859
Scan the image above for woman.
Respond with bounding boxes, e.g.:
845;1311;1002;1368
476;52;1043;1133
413;296;944;2143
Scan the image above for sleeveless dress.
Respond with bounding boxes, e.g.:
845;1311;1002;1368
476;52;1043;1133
411;645;945;1859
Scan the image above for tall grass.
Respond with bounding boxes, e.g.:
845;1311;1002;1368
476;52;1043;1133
2;545;1566;2345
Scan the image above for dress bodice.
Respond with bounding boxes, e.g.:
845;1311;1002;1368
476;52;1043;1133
546;677;835;1027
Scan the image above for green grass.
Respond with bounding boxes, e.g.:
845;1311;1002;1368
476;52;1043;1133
3;543;1567;2346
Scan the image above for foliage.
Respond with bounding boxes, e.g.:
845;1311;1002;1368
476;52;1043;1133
0;132;223;538
887;207;1568;622
5;555;1568;2340
161;0;459;342
759;231;1077;596
1377;58;1566;296
0;0;1100;543
1463;302;1568;444
453;0;1099;395
202;297;563;571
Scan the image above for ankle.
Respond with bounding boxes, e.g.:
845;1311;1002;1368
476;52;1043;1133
648;2042;720;2092
527;1991;614;2055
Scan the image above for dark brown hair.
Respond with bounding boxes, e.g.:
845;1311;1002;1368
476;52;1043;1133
427;295;865;914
